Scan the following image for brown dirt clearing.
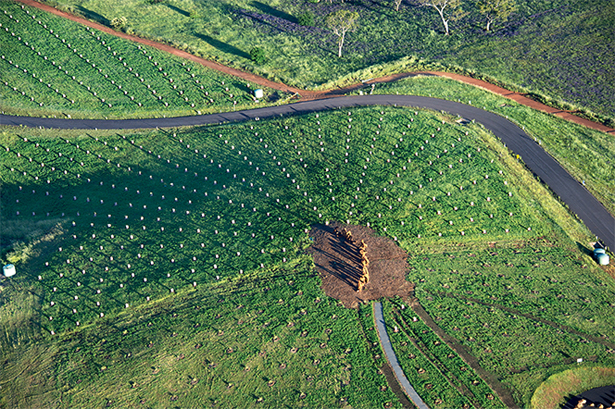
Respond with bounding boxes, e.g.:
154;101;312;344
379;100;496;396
307;221;414;308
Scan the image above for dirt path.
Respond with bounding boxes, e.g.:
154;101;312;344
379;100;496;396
16;0;614;134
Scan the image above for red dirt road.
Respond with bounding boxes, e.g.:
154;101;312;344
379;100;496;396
14;0;615;134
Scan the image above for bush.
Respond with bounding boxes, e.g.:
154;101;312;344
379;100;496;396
249;47;267;65
297;12;314;26
110;17;127;30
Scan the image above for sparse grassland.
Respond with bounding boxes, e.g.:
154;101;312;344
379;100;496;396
0;2;281;119
1;106;613;407
29;0;615;118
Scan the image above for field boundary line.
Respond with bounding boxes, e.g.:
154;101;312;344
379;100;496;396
374;301;430;409
10;0;615;134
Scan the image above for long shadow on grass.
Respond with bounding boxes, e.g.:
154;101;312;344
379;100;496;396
251;1;297;24
75;6;110;26
194;33;251;60
164;4;191;18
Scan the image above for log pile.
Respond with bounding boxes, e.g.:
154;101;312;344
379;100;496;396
335;228;370;292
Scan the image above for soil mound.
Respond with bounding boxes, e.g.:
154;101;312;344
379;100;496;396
307;222;414;308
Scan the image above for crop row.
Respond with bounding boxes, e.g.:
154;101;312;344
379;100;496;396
406;245;615;341
417;288;615;399
0;3;264;118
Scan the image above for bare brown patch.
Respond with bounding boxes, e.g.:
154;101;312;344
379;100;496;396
307;222;414;308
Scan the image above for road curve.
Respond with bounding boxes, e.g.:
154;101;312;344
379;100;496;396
374;302;430;409
1;95;613;249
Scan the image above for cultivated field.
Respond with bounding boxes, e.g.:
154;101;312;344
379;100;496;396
29;0;615;119
0;2;280;119
2;106;613;407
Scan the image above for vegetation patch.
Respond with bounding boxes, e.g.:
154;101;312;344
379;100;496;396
530;366;615;409
30;0;615;117
0;2;279;119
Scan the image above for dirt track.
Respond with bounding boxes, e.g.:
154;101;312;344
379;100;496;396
14;0;614;134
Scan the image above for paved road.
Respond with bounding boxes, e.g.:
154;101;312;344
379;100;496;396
374;302;430;409
1;95;613;249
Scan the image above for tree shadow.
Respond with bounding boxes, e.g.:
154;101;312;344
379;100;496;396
164;3;191;18
251;1;297;23
75;6;110;26
194;33;251;60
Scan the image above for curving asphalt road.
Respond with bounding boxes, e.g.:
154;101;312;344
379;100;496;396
374;302;430;409
1;95;613;249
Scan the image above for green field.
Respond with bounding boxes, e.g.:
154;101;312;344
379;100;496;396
371;74;615;216
0;1;283;119
2;106;613;407
27;0;615;120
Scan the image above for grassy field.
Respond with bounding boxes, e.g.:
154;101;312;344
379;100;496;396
371;74;615;217
30;0;615;119
1;106;613;407
0;1;284;119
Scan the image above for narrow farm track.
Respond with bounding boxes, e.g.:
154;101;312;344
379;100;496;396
11;0;615;134
3;94;614;250
374;301;430;409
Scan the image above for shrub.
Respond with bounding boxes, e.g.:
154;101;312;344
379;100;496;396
250;47;267;65
297;12;315;26
110;16;128;30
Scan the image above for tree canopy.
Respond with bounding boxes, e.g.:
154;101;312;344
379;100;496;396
477;0;517;31
326;10;360;58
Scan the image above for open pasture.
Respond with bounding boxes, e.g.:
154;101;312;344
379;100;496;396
0;2;274;119
1;105;613;407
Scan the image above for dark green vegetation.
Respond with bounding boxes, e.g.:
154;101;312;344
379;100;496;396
0;2;279;119
531;366;615;409
35;0;615;118
2;106;613;407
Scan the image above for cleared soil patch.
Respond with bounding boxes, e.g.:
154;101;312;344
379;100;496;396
307;221;414;308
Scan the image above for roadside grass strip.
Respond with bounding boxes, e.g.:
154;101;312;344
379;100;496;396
0;2;273;119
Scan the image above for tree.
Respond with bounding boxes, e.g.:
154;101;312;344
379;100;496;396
477;0;516;31
249;47;267;65
393;0;403;12
417;0;466;35
326;10;359;58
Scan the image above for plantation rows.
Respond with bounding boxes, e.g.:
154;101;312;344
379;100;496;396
1;107;542;334
13;261;403;408
0;3;264;118
382;299;505;408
